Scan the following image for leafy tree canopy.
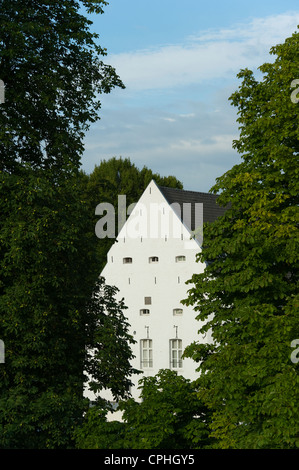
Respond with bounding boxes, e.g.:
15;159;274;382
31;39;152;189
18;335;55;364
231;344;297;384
183;29;299;449
0;1;136;449
74;369;214;449
85;156;183;205
0;0;124;174
0;168;138;448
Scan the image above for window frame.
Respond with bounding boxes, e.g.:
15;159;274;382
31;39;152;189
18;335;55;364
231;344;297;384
140;339;153;368
140;309;150;316
173;308;183;316
169;339;183;369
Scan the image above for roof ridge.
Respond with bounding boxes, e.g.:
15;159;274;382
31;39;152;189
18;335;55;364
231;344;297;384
156;183;228;229
158;185;218;197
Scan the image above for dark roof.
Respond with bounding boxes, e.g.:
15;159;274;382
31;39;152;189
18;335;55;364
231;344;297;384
158;185;229;232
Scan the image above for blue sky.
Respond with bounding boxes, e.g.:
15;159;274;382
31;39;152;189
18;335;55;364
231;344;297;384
81;0;299;192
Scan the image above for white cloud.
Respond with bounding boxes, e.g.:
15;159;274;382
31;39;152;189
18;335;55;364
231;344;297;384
82;12;299;191
162;117;176;122
170;135;238;155
179;113;196;118
108;12;299;91
83;99;241;191
190;12;299;43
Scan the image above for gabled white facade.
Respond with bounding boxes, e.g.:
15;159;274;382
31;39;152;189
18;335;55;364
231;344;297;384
85;180;211;409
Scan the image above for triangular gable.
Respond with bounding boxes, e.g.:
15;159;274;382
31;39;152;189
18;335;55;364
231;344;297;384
115;179;228;246
117;179;189;242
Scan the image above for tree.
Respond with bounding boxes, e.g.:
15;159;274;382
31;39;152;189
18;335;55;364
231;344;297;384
0;1;135;448
183;29;299;448
0;168;138;448
0;0;124;174
120;370;213;449
74;369;213;449
83;157;183;271
74;406;127;449
85;157;183;213
84;279;139;403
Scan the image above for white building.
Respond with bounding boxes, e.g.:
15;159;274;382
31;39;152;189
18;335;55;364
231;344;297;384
86;179;227;409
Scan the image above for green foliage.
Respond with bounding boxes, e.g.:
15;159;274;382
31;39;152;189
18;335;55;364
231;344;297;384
120;369;212;449
74;406;127;449
84;281;140;402
75;370;214;449
0;1;134;448
0;168;138;448
0;168;93;448
85;157;183;211
183;29;299;449
0;0;124;173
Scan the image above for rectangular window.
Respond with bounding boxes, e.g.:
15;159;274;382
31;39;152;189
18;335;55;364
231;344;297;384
140;309;150;315
170;339;183;369
140;339;153;368
123;257;132;264
173;308;183;316
175;255;186;262
144;296;152;305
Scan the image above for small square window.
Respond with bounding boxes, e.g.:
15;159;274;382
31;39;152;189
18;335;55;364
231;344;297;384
140;309;150;315
173;308;183;316
144;297;152;305
175;255;186;262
